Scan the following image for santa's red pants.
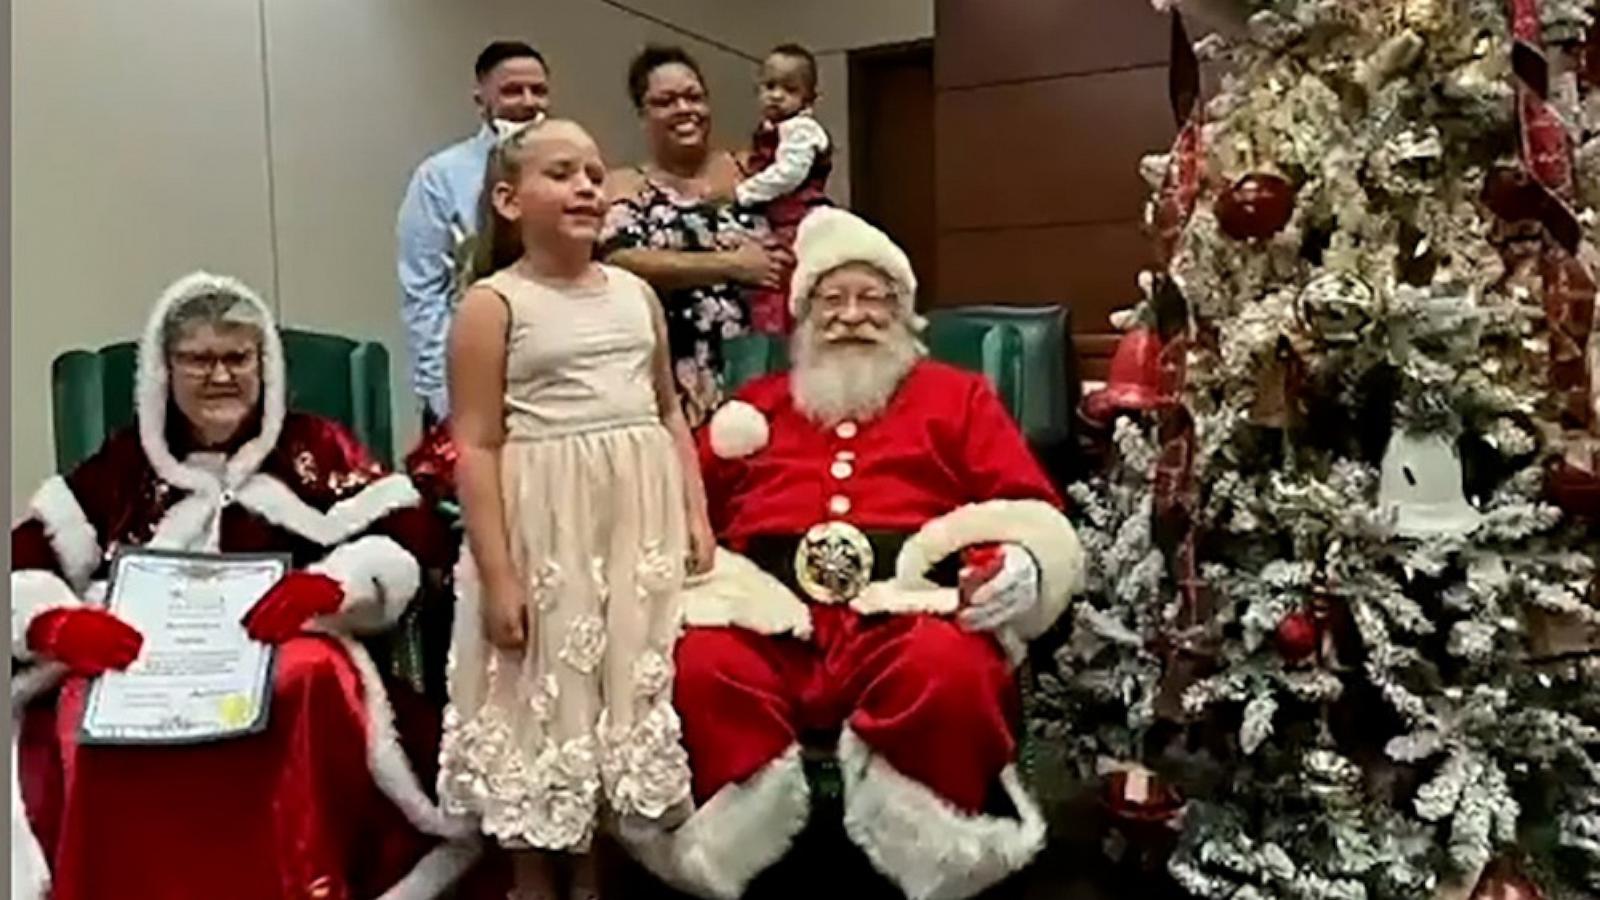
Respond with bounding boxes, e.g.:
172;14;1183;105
674;606;1018;812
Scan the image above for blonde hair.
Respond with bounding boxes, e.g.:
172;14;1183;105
470;118;598;283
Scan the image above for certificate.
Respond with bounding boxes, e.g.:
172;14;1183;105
79;549;289;745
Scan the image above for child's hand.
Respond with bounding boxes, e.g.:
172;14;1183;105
687;515;717;577
484;576;530;650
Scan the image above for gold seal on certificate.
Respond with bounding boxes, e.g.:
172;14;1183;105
79;549;289;745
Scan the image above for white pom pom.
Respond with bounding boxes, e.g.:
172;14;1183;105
709;401;769;459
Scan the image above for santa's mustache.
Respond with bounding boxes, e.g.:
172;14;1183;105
790;317;923;426
822;320;888;343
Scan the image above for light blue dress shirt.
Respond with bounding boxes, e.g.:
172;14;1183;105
396;124;496;419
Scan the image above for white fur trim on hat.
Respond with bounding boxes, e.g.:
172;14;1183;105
708;401;770;460
789;208;918;319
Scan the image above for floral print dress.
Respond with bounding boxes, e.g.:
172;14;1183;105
601;175;768;428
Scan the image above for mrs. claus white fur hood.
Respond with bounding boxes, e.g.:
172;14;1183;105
138;271;287;496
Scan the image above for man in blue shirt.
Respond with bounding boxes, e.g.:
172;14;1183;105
397;41;551;425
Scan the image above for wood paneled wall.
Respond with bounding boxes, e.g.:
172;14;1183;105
933;0;1181;378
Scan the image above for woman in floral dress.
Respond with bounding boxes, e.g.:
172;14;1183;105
602;44;792;428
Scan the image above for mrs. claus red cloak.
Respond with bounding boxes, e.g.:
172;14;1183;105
10;272;478;900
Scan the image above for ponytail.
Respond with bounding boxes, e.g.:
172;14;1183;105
468;138;528;284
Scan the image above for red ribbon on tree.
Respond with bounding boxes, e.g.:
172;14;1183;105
1498;0;1596;435
1544;246;1598;430
1146;14;1211;642
1508;0;1575;190
1154;13;1205;265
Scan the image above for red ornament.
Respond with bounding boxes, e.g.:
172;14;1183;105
1082;329;1166;423
1215;173;1296;241
1274;609;1321;663
1469;859;1545;900
1548;456;1600;519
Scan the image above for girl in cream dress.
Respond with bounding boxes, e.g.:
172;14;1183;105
438;118;715;900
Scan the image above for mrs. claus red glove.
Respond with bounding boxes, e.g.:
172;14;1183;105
26;607;144;677
243;572;345;643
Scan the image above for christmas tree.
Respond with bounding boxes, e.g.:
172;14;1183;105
1035;1;1600;897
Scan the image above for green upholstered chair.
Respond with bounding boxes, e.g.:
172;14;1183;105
48;328;435;694
721;333;789;395
923;315;1025;416
51;328;396;473
925;306;1077;449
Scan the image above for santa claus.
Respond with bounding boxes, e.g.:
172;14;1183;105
10;272;478;899
622;209;1084;899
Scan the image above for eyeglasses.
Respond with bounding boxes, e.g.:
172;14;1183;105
815;289;896;311
171;349;259;379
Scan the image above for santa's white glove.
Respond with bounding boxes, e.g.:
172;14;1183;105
958;544;1041;632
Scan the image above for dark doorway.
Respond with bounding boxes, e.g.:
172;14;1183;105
849;40;937;307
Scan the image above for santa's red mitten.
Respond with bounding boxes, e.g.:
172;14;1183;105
26;607;144;677
243;572;345;643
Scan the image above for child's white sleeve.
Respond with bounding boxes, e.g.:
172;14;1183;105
735;116;830;206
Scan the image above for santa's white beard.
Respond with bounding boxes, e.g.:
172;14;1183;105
790;318;923;426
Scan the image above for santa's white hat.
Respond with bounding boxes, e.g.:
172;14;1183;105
789;207;919;320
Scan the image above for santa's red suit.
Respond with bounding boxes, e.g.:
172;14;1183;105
10;272;479;900
624;354;1084;900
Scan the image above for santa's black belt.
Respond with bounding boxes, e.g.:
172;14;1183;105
743;529;960;604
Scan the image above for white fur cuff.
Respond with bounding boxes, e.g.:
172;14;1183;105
310;536;421;634
11;570;84;662
839;728;1045;900
708;401;769;460
681;548;813;638
618;745;810;899
28;476;101;590
895;499;1085;641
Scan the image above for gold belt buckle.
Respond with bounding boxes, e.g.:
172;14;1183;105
794;521;874;603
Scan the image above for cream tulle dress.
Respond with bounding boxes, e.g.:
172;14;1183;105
438;263;692;852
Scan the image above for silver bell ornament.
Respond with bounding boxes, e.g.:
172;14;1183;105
1297;271;1377;344
1379;431;1485;537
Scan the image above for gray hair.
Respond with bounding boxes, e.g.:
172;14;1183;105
161;292;267;354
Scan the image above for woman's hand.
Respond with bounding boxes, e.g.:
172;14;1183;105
687;513;717;577
726;240;789;289
484;576;530;650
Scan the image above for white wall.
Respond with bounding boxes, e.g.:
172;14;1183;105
259;0;760;450
619;0;937;207
12;0;278;511
10;0;932;514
